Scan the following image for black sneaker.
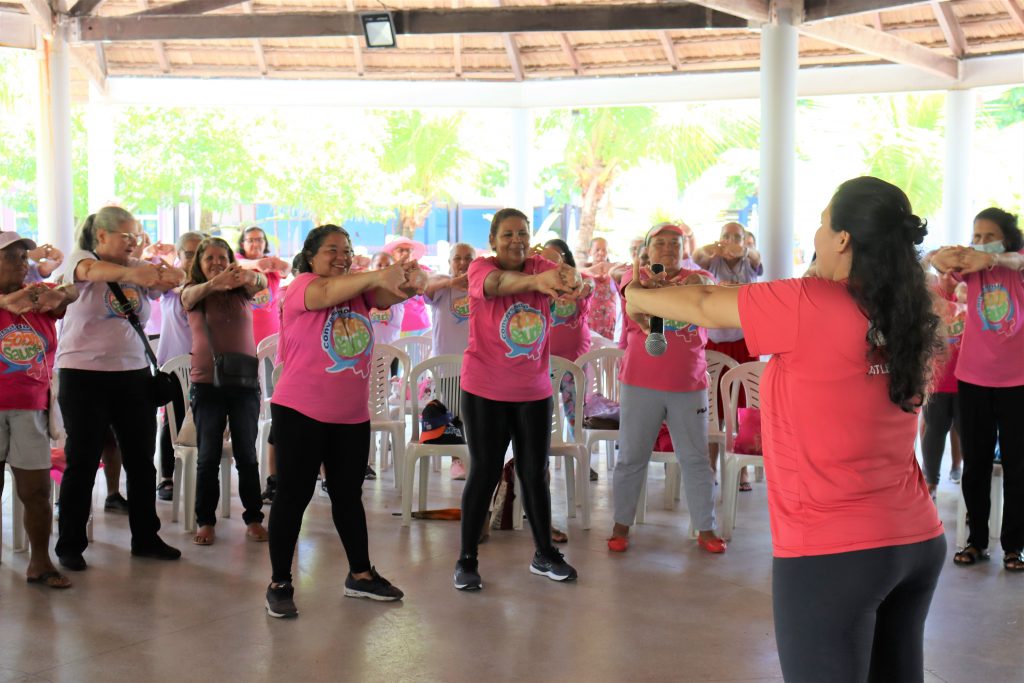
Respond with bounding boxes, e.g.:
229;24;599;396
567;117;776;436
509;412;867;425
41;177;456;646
265;582;298;618
104;493;129;514
364;466;377;481
530;548;578;582
58;554;87;572
156;480;173;502
344;567;403;601
453;558;482;591
131;537;182;561
261;475;277;503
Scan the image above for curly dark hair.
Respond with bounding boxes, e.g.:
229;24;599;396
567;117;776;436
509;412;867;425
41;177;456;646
830;176;942;413
295;224;350;274
188;237;236;285
238;226;270;256
974;207;1022;252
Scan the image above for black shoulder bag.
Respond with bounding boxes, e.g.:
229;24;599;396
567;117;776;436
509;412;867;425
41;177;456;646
201;295;259;391
105;280;179;407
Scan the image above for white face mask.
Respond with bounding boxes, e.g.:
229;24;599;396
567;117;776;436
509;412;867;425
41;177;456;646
973;241;1006;255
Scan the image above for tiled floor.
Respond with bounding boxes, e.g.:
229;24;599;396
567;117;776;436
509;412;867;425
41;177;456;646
0;459;1021;683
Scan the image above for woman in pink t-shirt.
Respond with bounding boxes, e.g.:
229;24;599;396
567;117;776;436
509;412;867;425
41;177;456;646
623;177;945;681
264;225;423;618
454;209;583;592
931;207;1024;572
607;223;724;556
235;226;290;345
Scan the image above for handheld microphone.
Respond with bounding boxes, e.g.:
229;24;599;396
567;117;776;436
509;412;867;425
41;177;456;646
645;263;667;357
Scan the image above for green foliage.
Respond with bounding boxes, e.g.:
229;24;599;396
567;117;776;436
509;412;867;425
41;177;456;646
114;107;262;214
658;108;760;193
0;51;36;218
978;86;1024;130
476;160;509;198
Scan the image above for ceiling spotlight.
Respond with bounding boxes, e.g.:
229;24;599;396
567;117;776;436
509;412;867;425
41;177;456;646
361;12;397;49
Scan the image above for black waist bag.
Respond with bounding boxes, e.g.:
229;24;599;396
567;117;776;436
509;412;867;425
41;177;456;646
213;351;259;390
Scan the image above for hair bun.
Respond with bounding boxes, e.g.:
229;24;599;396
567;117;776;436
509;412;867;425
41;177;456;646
903;215;927;246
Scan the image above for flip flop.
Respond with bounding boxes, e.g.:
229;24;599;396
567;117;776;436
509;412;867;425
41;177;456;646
193;529;216;546
246;526;269;542
27;570;72;589
738;481;752;492
551;528;568;544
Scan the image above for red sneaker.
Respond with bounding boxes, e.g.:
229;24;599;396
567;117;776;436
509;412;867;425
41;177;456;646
607;536;629;552
697;535;727;554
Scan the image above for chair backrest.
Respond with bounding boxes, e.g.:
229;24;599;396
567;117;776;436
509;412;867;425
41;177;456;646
721;361;766;451
257;338;280;419
550;355;586;447
391;336;433;369
369;344;411;421
256;332;279;356
705;349;740;433
408;354;464;442
159;354;192;443
589;331;615;350
575;347;624;406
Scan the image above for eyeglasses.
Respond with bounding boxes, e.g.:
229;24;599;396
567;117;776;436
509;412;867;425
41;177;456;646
106;230;141;245
243;237;266;244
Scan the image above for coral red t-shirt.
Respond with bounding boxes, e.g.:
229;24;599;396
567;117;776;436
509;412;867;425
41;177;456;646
738;277;943;558
0;307;60;411
550;284;593;362
271;273;375;424
462;255;556;402
954;254;1024;388
250;270;281;345
933;289;964;394
618;268;709;393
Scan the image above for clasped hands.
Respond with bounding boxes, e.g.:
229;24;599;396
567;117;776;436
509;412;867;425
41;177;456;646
377;260;428;298
623;261;710;333
931;246;995;274
2;283;73;315
209;263;262;291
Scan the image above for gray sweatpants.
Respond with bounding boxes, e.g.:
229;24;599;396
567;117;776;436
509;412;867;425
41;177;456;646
613;382;716;531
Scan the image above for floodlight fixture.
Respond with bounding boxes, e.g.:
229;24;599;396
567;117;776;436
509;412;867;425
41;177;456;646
361;12;397;49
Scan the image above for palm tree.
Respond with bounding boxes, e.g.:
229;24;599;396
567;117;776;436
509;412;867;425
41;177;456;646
378;110;471;238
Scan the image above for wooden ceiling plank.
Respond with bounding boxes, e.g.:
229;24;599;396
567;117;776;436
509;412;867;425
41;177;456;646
931;0;966;57
999;0;1024;34
503;32;523;81
658;30;680;70
557;32;584;75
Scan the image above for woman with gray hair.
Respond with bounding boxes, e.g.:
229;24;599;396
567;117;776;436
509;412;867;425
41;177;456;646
54;206;185;571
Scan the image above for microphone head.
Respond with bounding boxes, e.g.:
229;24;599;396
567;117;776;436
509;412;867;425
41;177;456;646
645;333;667;357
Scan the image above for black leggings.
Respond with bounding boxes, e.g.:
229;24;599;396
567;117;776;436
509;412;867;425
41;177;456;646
773;534;946;683
56;368;161;557
267;404;371;584
958;380;1024;552
921;392;959;487
460;390;553;559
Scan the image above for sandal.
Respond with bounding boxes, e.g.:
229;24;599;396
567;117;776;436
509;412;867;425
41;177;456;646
193;526;216;546
1004;551;1024;572
738;481;752;492
551;527;568;544
246;524;269;542
953;545;989;566
156;479;173;501
26;570;72;589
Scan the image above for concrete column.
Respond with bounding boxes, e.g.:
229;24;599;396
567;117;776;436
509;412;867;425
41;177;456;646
87;85;117;214
510;108;531;214
34;25;74;254
758;8;798;281
942;89;974;247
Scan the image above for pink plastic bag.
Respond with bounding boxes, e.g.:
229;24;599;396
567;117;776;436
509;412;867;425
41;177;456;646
733;408;763;455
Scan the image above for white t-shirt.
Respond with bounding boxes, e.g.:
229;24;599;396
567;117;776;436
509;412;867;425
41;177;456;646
56;250;155;372
370;301;405;347
425;285;470;356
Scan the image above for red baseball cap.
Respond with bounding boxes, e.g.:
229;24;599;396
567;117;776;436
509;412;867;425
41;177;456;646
644;223;684;246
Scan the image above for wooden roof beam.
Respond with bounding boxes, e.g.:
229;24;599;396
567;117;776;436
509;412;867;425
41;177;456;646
135;0;172;73
69;43;107;93
999;0;1024;34
68;0;107;18
931;0;965;57
241;1;267;75
557;32;584;75
803;0;956;23
18;0;52;34
0;8;38;47
799;20;959;79
658;30;680;70
72;5;751;42
503;32;524;81
679;0;769;24
133;0;248;17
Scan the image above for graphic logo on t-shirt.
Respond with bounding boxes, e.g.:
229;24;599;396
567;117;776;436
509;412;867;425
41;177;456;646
321;307;373;376
252;288;272;310
945;305;966;345
665;319;700;343
0;323;46;379
450;294;470;323
104;286;142;319
369;308;393;325
976;284;1015;335
551;299;580;328
500;302;547;360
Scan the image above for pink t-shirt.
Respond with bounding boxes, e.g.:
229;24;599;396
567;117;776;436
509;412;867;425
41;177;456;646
618;268;709;393
250;270;282;345
0;306;60;411
462;255;557;402
271;273;376;424
550;285;593;362
738;277;943;558
933;290;964;394
400;295;431;333
955;254;1024;388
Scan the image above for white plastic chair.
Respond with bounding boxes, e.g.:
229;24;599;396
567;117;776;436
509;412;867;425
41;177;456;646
402;354;469;525
705;350;740;453
256;335;280;481
2;463;23;561
577;347;624;472
955;463;1004;549
719;361;767;540
589;331;615;350
161;355;232;534
368;344;410;488
257;364;283;483
512;356;592;532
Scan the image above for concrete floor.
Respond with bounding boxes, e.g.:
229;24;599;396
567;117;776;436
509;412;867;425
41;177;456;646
0;458;1021;683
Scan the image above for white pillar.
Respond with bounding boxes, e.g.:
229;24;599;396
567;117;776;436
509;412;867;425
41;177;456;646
510;108;531;213
759;9;798;281
942;89;974;247
87;85;117;214
34;25;74;254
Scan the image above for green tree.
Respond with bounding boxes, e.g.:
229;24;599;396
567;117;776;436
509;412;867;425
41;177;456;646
536;107;655;252
0;51;37;220
978;86;1024;130
377;110;472;238
659;107;760;197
